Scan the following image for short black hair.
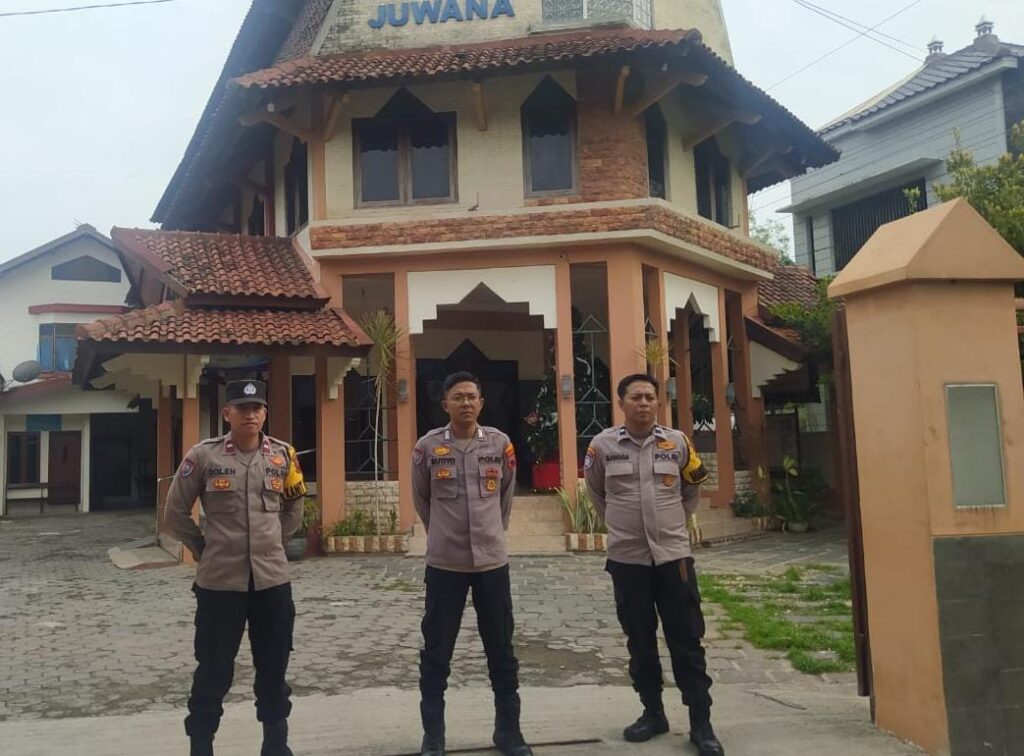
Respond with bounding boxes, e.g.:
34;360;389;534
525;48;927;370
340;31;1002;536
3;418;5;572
443;371;483;396
617;373;659;399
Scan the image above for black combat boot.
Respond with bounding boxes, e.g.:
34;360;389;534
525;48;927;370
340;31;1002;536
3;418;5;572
623;689;669;742
189;735;214;756
492;693;533;756
420;697;446;756
689;709;724;756
260;720;294;756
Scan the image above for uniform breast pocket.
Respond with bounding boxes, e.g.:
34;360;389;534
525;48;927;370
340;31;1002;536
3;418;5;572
478;467;501;498
653;461;681;505
263;474;284;512
432;467;458;499
204;476;239;507
605;461;635;497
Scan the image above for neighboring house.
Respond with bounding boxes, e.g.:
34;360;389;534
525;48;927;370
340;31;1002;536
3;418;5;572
0;225;155;515
787;18;1023;276
73;0;838;546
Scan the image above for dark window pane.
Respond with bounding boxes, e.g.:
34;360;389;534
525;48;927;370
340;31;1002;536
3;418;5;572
8;434;40;485
528;113;573;192
410;119;451;199
645;107;667;199
359;123;401;202
52;255;121;283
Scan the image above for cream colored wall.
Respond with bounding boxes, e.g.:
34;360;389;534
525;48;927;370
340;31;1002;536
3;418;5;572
652;0;732;63
317;0;541;55
0;413;91;513
0;237;131;378
661;97;697;212
316;0;732;62
324;72;575;219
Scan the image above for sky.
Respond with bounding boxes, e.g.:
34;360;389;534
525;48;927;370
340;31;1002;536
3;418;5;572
0;0;1021;261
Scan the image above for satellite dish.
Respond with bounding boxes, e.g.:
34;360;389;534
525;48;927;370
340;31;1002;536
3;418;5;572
12;360;42;383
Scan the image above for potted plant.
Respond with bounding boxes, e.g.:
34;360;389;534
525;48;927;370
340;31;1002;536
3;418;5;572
772;455;820;533
557;482;606;552
524;362;560;489
358;309;405;547
285;497;319;561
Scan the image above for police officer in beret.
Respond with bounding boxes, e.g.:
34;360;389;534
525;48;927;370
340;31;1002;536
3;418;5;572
164;379;307;756
411;371;533;756
584;373;724;756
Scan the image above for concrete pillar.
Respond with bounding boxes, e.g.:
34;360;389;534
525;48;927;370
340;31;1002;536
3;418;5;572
672;307;694;435
0;414;6;517
709;286;734;508
315;355;347;530
644;265;671;425
606;250;647;425
181;392;201;566
394;270;417;530
268;355;292;440
554;259;579;499
79;415;91;514
156;388;175;538
727;289;767;488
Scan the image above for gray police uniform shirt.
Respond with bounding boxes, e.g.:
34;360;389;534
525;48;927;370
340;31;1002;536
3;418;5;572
164;433;304;592
411;424;516;572
584;425;704;566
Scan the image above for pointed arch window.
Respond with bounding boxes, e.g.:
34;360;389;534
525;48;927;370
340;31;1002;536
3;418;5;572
521;77;578;196
353;89;457;206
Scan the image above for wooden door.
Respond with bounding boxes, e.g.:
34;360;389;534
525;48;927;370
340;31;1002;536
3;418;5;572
48;431;81;507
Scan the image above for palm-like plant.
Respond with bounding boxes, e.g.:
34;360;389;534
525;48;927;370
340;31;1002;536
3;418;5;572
358;309;405;535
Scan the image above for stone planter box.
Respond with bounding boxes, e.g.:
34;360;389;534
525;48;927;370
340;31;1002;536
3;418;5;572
566;533;607;552
324;534;409;554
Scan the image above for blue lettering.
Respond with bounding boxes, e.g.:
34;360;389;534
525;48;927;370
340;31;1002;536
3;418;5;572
490;0;514;18
439;0;464;21
386;2;410;25
411;0;440;24
465;0;487;20
368;4;387;28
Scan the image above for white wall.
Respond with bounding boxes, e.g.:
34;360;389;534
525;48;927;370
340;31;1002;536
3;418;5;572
791;76;1007;276
0;236;131;377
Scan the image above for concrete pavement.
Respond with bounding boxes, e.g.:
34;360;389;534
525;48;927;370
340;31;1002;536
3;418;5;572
0;684;920;756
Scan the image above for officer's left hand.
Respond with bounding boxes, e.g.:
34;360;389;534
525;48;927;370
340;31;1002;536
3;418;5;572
283;448;307;501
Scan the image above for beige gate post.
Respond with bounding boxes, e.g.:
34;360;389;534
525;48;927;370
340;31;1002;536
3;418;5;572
829;199;1024;755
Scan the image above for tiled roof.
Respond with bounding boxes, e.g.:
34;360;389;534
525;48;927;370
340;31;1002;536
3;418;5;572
820;40;1024;134
77;302;369;348
110;228;321;301
757;263;820;312
235;28;702;89
275;0;335;63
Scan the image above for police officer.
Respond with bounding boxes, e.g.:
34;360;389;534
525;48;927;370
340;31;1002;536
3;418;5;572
583;373;724;756
164;379;307;756
411;371;533;756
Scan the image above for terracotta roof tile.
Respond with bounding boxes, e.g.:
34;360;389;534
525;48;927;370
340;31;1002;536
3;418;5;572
234;28;699;89
757;263;820;312
275;0;335;63
77;302;368;348
111;228;320;301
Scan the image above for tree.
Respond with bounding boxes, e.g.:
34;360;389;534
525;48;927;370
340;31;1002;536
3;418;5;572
934;122;1024;255
769;277;838;372
749;210;794;264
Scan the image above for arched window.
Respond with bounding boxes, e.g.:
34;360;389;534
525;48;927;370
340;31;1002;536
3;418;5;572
284;137;309;235
353;89;456;206
521;77;578;196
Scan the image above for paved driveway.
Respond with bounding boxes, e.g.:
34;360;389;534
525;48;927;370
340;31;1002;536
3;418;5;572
0;511;854;723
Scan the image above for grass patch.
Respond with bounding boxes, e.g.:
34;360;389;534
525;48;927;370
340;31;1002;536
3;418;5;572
700;564;855;675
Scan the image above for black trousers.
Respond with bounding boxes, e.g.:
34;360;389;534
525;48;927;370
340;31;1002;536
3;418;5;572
184;578;295;738
606;558;713;718
420;564;520;699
